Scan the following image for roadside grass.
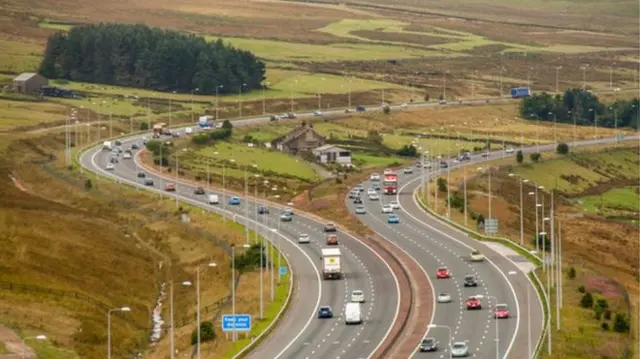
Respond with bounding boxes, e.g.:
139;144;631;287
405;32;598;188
205;36;443;62
37;21;74;31
188;143;320;182
0;99;69;130
352;153;403;168
0;342;7;354
579;186;640;221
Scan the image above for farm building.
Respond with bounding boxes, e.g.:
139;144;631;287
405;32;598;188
13;73;48;94
313;144;352;165
273;123;326;155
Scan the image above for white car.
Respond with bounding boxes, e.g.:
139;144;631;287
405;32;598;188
383;168;392;175
389;201;400;209
123;152;132;159
382;205;393;213
367;188;377;195
351;290;365;303
370;173;380;181
400;103;408;108
298;234;310;244
284;207;294;215
368;193;380;200
437;293;452;303
403;167;413;174
470;250;485;262
105;163;115;170
355;206;366;214
505;147;514;153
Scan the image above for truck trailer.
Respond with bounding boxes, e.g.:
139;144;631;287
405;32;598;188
510;87;531;98
321;248;342;280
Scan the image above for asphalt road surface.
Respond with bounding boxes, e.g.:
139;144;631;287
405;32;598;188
80;138;399;359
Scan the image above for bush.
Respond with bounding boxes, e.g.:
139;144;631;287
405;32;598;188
516;150;524;164
397;144;417;157
476;214;485;227
234;243;266;273
139;122;149;131
596;298;609;310
604;309;612;320
531;233;551;251
594;305;603;319
580;292;594;308
556;143;569;155
530;152;542;163
568;267;576;279
449;193;465;213
437;178;447;192
578;285;585;293
601;322;609;331
383;106;391;115
222;120;233;130
613;313;630;333
84;179;93;190
191;321;215;344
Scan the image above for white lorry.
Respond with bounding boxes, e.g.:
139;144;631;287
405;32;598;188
102;141;113;151
321;248;342;280
345;302;362;325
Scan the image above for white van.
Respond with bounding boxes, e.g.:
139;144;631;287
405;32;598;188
345;302;362;325
185;127;193;135
208;194;219;205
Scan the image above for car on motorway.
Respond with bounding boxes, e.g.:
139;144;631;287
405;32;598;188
372;183;381;191
280;212;293;222
437;293;452;303
355;206;366;214
383;168;392;175
439;161;448;168
298;233;310;244
367;187;377;194
481;152;489;157
208;194;219;204
469;250;485;262
463;274;478;287
419;337;438;352
257;206;269;214
283;207;294;215
451;341;469;357
381;205;393;213
318;306;333;319
350;290;365;303
165;183;176;192
137;171;146;178
403;167;413;174
109;156;119;164
389;201;400;209
324;222;337;232
123;151;132;159
345;302;362;324
494;304;509;318
144;178;154;186
349;190;360;199
466;296;482;310
387;214;399;224
326;234;338;245
105;163;115;171
505;147;514;153
194;187;205;195
228;196;241;205
439;99;447;105
353;197;363;204
436;267;451;279
459;152;471;161
354;185;363;192
312;110;323;116
368;193;380;200
370;173;380;181
131;143;139;150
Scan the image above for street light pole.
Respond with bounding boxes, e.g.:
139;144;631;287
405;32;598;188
107;307;131;359
231;245;237;341
215;85;223;120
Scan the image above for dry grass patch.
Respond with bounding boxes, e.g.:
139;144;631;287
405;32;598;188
0;98;70;131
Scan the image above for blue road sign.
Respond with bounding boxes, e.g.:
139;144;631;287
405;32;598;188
279;266;287;276
222;314;251;332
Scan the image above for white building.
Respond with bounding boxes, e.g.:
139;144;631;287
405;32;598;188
313;144;352;165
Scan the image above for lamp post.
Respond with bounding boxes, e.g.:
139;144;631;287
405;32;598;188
555;66;562;94
610;107;618;144
548;111;557;144
238;83;247;118
107;307;131;359
223;159;235;213
191;88;200;124
170;280;192;358
22;335;47;359
195;262;217;359
261;82;268;115
427;324;451;359
509;173;529;246
174;148;188;208
215;85;224;120
259;179;269;319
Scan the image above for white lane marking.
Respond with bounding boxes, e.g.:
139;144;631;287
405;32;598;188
90;149;323;359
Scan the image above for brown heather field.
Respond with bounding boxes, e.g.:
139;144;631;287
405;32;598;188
0;127;277;358
421;144;639;359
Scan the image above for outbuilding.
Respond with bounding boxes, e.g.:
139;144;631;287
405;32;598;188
12;73;48;94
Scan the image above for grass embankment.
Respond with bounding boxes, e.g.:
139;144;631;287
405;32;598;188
419;144;638;359
0;127;288;358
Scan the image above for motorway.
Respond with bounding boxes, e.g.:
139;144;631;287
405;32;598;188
80;136;399;359
346;135;639;358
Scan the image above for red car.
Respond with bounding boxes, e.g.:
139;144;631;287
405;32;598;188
466;296;482;310
494;304;509;318
436;267;450;279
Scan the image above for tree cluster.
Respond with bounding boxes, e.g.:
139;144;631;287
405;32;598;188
39;23;265;95
397;144;418;157
520;89;639;129
233;243;266;273
191;120;233;145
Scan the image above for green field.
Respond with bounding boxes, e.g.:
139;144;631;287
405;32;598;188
580;187;639;213
189;143;320;181
0;99;68;130
512;148;639;194
0;38;43;74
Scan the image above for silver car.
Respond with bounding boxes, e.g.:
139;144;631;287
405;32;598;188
437;293;452;303
355;206;366;214
451;341;469;357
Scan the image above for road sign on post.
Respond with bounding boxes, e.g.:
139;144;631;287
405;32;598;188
221;315;252;332
279;266;287;276
484;218;499;234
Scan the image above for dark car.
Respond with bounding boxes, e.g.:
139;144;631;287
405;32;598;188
131;143;139;150
464;274;478;287
318;306;333;318
194;187;205;195
419;337;438;352
258;206;270;214
439;161;448;168
356;105;366;112
144;178;154;186
137;172;146;178
353;197;363;204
